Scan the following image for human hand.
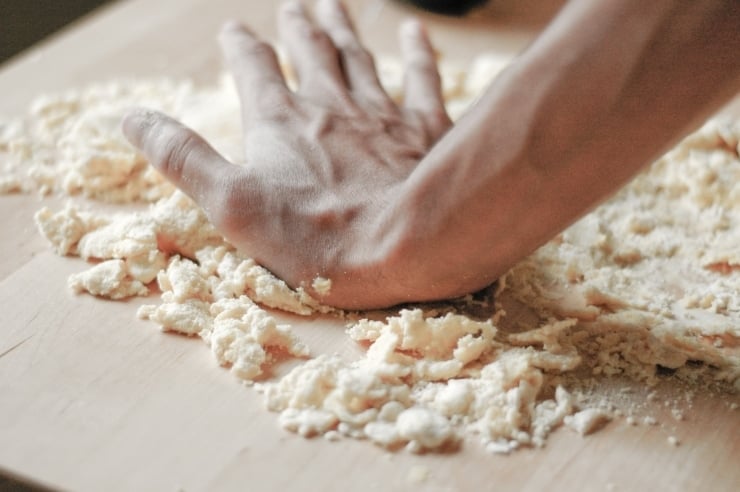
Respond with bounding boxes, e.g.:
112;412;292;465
123;0;452;309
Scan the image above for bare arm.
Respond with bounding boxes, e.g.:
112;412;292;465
388;0;740;301
123;0;740;309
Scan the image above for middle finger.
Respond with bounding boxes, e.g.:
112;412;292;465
219;21;294;124
315;0;396;114
278;1;350;104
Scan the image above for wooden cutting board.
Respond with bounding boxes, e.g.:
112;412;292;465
1;1;738;491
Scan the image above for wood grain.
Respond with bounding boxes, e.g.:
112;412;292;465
1;1;738;491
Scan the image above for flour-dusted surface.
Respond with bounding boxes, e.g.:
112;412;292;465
1;53;738;453
503;119;740;387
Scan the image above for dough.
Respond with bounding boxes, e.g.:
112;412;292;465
2;52;738;453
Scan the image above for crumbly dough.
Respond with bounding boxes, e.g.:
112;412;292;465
68;259;149;299
564;408;611;436
2;52;738;454
311;276;332;297
0;176;22;193
34;203;110;256
503;118;740;384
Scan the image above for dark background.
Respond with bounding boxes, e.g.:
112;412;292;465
0;0;113;64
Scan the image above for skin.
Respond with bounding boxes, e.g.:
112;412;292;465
123;0;740;310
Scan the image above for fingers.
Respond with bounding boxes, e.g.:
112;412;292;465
122;109;234;210
219;21;294;122
399;19;451;135
278;0;348;101
315;0;395;111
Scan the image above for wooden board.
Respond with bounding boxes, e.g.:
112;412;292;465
1;1;738;491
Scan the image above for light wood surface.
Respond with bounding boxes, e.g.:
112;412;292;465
1;1;738;491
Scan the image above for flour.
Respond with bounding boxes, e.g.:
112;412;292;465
2;51;738;454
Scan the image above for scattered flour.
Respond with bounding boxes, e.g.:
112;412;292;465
2;52;738;454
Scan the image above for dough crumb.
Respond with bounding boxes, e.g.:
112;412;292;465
68;259;149;299
311;276;332;297
564;408;611;436
406;465;430;485
642;416;658;426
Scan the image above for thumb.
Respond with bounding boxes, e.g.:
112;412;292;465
122;108;233;208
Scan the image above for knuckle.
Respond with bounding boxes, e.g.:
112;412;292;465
301;24;334;50
254;88;294;119
343;42;374;67
366;97;398;118
155;126;201;178
309;202;354;232
406;55;438;76
207;173;247;229
329;28;354;49
425;107;452;131
426;116;452;140
241;40;277;63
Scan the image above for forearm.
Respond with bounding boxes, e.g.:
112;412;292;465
389;0;740;299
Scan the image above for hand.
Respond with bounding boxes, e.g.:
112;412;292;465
123;0;452;309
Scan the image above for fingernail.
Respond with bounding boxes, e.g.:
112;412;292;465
319;0;341;10
401;18;424;37
283;0;305;14
221;20;244;34
122;108;157;139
